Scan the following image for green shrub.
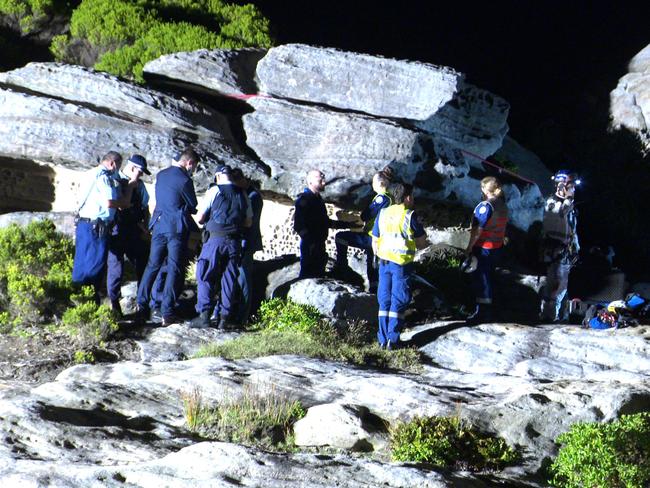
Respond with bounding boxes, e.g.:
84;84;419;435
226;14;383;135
415;248;471;315
53;0;274;80
95;21;222;82
0;220;75;325
549;413;650;488
0;0;67;33
257;298;322;334
74;349;96;364
390;415;517;471
62;302;119;346
182;384;305;450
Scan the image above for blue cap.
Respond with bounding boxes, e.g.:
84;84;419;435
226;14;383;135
216;165;232;175
128;154;150;175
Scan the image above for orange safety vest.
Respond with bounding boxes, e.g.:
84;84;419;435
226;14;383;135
474;197;508;249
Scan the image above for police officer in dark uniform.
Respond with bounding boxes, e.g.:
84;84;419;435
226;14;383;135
73;151;136;302
293;169;353;278
136;148;200;326
231;168;263;325
106;154;151;317
190;165;252;329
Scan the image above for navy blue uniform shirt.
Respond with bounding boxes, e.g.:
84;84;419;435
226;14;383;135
149;165;198;235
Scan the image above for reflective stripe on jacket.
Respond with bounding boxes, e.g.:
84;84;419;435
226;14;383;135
474;197;508;249
376;204;416;265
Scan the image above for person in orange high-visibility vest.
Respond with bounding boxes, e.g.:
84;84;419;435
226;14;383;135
372;183;429;349
464;176;509;324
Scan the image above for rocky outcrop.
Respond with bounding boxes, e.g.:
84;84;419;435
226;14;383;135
256;44;462;121
0;45;547;236
143;48;267;97
610;44;650;151
1;320;649;486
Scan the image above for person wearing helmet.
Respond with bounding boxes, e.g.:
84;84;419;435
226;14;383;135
539;170;581;322
464;176;509;325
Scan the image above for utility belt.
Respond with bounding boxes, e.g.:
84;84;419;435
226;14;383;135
202;229;243;242
75;216;114;238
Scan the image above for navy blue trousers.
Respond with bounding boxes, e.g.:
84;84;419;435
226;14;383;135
335;231;377;288
377;260;413;346
106;229;149;301
299;236;327;278
195;236;242;320
470;247;501;304
236;246;255;323
137;232;186;317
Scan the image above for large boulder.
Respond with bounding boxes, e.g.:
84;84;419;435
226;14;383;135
293;403;388;451
610;44;650;151
256;44;462;120
287;278;378;323
143;48;267;97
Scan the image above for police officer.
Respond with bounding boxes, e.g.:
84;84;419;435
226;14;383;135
464;176;509;325
372;183;429;349
136;148;200;326
190;165;252;329
231;168;263;325
106;154;151;317
72;151;136;301
335;170;393;292
539;170;580;322
294;169;353;278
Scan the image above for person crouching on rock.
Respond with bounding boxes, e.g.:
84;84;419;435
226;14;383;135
464;176;509;325
372;183;429;349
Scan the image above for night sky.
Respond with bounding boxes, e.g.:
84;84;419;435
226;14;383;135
255;1;649;148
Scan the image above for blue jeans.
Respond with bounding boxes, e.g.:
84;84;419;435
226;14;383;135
195;236;242;320
377;260;413;345
137;232;186;317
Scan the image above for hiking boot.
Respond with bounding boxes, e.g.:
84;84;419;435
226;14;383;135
465;304;493;326
150;309;163;324
187;311;210;329
110;299;123;319
217;317;239;331
162;315;179;327
134;307;149;326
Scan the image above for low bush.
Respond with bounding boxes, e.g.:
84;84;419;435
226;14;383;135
390;415;517;471
0;0;66;32
257;297;322;334
51;0;273;80
182;384;305;450
549;412;650;488
0;220;119;347
415;248;471;315
195;298;422;372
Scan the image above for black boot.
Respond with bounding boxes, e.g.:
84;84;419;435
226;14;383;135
466;304;493;325
188;311;210;329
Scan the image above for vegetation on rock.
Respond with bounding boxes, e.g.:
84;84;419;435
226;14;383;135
0;220;117;347
195;298;422;372
182;383;305;450
0;0;68;33
390;415;517;471
549;412;650;488
50;0;274;81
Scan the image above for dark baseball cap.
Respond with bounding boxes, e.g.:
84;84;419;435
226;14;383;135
127;154;151;175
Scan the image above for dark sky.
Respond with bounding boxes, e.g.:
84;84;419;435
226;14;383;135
254;1;649;143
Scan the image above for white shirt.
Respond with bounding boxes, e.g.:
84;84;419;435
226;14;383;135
199;183;253;221
78;166;119;221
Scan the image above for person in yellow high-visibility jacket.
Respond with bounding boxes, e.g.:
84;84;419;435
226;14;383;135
371;183;429;349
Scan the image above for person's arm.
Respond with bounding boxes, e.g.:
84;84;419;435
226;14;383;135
243;194;253;228
197;187;218;224
371;213;381;254
182;178;198;215
293;195;308;237
465;202;492;254
410;212;430;250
